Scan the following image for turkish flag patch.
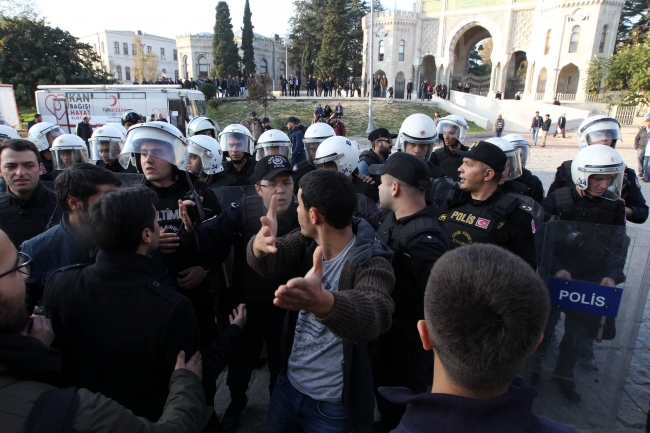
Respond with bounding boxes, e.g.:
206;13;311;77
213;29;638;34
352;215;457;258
475;218;490;229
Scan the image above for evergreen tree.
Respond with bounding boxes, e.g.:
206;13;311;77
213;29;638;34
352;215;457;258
347;0;371;79
212;1;241;78
301;40;314;76
288;0;328;72
617;0;650;46
316;0;350;83
373;0;385;10
241;0;256;76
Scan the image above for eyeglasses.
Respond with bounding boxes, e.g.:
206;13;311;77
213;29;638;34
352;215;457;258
376;138;392;144
258;181;294;190
0;252;32;280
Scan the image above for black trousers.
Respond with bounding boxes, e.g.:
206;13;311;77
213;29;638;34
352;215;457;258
226;305;284;398
373;342;433;431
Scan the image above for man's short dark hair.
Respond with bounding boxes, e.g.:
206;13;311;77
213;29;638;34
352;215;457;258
424;244;549;394
0;139;41;164
54;163;121;214
299;170;356;229
34;114;42;119
89;187;158;253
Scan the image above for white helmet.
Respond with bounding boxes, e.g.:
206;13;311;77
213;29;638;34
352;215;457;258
27;122;65;151
119;122;188;171
112;123;128;137
436;114;469;143
395;113;437;160
0;116;10;127
255;129;292;161
502;134;530;166
571;144;625;201
89;125;125;161
218;124;255;161
187;134;223;175
485;137;523;181
51;134;89;170
187;116;220;138
577;115;621;149
303;123;336;165
0;125;20;142
313;136;359;176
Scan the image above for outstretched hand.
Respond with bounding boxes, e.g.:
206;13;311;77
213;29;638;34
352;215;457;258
274;246;334;318
252;195;279;258
178;197;204;233
175;350;202;381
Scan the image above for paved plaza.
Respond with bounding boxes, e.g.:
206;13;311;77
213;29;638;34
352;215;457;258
212;125;650;432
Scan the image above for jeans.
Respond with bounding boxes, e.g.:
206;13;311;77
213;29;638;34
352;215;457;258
495;130;502;137
532;127;540;144
266;373;350;433
637;147;646;176
643;156;650;180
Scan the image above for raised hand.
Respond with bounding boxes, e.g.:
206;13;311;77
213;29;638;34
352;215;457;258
253;195;279;258
273;246;334;318
159;227;180;254
175;350;202;381
229;303;247;329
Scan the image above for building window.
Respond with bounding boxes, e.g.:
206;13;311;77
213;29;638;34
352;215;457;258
544;30;551;55
114;42;119;54
398;40;405;61
116;66;122;81
197;56;208;78
280;61;286;75
123;43;128;55
378;40;385;61
147;46;152;53
175;70;179;79
599;25;608;53
173;49;178;60
260;58;268;74
125;67;131;81
101;42;105;53
131;44;135;55
160;48;165;59
569;26;580;53
182;55;189;79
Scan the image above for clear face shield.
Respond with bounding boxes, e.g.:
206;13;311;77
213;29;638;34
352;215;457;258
119;127;187;170
502;149;524;181
303;138;325;165
219;132;253;160
187;144;220;175
512;141;530;166
437;121;465;145
255;144;292;161
585;128;622;147
579;167;625;201
53;147;88;170
402;137;435;161
90;140;121;162
0;117;10;126
45;127;65;147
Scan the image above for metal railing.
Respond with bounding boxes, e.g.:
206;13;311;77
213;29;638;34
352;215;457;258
556;93;576;101
535;93;544;101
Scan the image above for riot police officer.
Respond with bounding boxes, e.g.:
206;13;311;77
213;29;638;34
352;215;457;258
541;145;627;402
121;109;142;130
354;152;448;432
436;141;536;267
0;139;61;248
187;116;220;139
0;125;20;142
293;123;336;193
186;134;224;184
209;124;257;187
51;134;89;170
89;125;137;173
254;129;293;161
27;122;65;181
502;133;544;203
547;115;648;224
178;154;299;433
429;114;470;181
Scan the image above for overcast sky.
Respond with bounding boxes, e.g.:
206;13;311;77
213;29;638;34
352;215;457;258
33;0;415;40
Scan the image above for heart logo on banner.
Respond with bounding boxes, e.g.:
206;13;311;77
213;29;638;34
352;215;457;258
44;94;68;121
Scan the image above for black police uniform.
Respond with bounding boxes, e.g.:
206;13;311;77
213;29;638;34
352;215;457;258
356;205;448;431
351;170;379;203
207;157;257;187
0;180;61;248
180;194;299;403
293;159;316;194
39;156;56;182
548;160;648;224
437;186;536;267
96;159;137;173
500;168;545;204
429;143;469;181
359;149;384;185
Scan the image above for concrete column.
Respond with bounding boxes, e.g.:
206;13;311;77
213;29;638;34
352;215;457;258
414;66;420;98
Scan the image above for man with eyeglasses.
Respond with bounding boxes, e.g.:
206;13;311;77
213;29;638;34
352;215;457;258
178;154;299;433
0;228;211;432
358;128;397;185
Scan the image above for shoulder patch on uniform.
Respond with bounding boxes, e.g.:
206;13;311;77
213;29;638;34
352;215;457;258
519;203;533;213
438;214;447;221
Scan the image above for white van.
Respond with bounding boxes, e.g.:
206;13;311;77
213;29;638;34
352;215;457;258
0;84;21;130
34;84;207;133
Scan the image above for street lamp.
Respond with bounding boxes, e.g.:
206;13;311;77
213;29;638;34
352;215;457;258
366;1;375;134
55;97;72;134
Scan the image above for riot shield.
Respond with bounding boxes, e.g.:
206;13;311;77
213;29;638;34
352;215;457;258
356;193;378;214
209;185;257;208
113;173;144;188
523;220;650;432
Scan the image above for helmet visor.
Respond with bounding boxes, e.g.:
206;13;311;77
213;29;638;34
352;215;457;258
90;140;121;161
188;143;222;175
502;149;523;181
0;118;11;126
45;127;65;147
120;127;187;170
219;132;253;156
512;142;530;166
437;121;466;141
53;148;88;170
585;128;622;147
579;165;625;200
401;139;434;161
303;140;323;165
255;144;291;160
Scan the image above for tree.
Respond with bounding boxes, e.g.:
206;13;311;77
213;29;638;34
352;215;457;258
132;36;161;82
199;82;217;99
617;0;650;46
301;40;314;76
0;0;40;20
373;0;385;10
316;0;350;83
288;0;328;72
246;81;276;117
241;0;256;76
347;0;371;78
0;16;114;104
212;1;241;78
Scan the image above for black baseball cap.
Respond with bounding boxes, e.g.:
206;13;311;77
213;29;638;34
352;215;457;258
250;111;257;117
369;152;431;190
255;155;295;182
286;116;299;124
368;128;398;142
261;117;270;123
455;141;507;172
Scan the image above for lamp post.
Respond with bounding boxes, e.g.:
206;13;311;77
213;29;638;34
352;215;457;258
366;1;375;134
55;97;72;134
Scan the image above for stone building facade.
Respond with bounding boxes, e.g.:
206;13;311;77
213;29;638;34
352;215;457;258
362;0;623;101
